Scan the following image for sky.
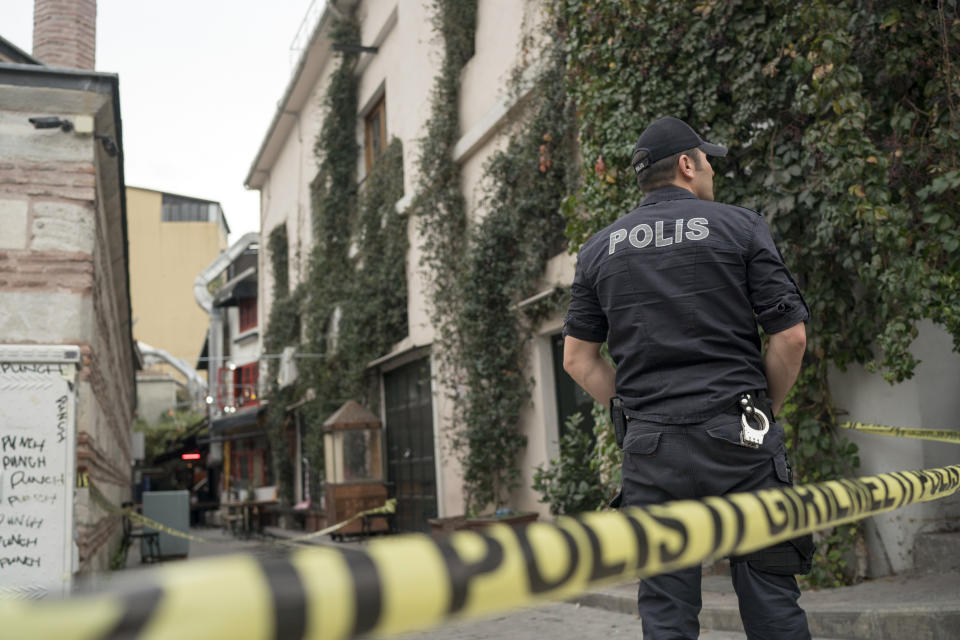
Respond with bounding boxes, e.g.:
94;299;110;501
3;0;319;240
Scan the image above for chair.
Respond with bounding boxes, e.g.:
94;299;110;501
121;501;160;563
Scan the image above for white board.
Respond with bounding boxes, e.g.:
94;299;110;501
0;345;80;599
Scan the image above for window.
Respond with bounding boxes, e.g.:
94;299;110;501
364;95;387;172
238;298;257;332
230;436;271;487
216;364;258;410
216;366;230;410
161;193;219;223
234;363;259;408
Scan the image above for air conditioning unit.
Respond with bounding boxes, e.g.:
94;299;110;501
278;346;298;388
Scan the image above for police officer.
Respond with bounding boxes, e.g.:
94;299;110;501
562;116;812;639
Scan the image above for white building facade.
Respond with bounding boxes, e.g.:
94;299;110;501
247;0;960;576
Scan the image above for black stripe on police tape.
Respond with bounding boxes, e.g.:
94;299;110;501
32;463;957;640
344;550;382;636
106;585;162;640
258;557;308;640
436;531;504;613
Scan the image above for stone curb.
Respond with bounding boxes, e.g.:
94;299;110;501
572;579;960;640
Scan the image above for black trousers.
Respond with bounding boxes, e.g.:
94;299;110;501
621;413;811;640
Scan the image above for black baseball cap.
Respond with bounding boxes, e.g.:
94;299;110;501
631;117;727;175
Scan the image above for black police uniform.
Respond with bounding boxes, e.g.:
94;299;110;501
564;185;811;640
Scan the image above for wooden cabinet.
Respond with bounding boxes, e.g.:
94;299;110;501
324;481;389;536
322;401;390;537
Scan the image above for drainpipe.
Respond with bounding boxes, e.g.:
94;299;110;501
137;341;207;410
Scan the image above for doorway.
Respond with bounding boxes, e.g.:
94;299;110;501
383;357;438;532
550;333;596;439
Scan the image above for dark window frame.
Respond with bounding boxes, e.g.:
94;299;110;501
238;298;258;332
364;94;387;172
161;194;213;223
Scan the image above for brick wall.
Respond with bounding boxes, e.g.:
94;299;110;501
33;0;97;70
0;99;134;573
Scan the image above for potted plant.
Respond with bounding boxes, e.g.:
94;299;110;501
429;507;538;538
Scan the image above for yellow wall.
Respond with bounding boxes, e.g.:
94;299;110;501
127;187;227;380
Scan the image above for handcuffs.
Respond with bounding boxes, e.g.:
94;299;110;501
739;393;770;448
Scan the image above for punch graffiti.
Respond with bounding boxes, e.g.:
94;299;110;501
9;471;64;490
0;534;39;549
0;363;64;375
0;435;46;454
56;395;68;444
0;555;41;569
6;493;58;507
2;455;47;469
0;514;44;529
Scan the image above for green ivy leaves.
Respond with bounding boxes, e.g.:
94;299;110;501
554;0;960;585
262;18;408;506
415;0;577;512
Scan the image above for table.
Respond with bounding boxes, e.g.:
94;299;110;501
223;499;278;538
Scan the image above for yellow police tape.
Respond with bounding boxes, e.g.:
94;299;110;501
281;499;396;545
1;464;956;639
82;473;395;546
86;479;209;543
839;421;960;443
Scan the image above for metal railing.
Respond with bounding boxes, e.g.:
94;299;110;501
289;0;328;70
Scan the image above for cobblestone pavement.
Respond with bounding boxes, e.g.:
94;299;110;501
392;602;756;639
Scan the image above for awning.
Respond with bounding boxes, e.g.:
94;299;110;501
209;404;267;433
152;416;209;463
202;429;268;444
212;266;257;308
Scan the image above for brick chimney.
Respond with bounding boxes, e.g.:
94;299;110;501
33;0;97;70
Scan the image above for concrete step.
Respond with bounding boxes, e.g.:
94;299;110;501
574;572;960;640
914;531;960;574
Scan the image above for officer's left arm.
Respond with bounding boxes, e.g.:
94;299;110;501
745;216;809;334
745;216;810;414
563;336;616;405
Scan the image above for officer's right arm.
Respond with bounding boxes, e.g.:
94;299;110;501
563;248;614;404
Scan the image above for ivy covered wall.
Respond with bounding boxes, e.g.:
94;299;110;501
553;0;960;585
256;3;958;585
261;17;409;504
410;0;582;513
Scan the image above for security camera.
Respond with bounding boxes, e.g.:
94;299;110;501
28;116;73;132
